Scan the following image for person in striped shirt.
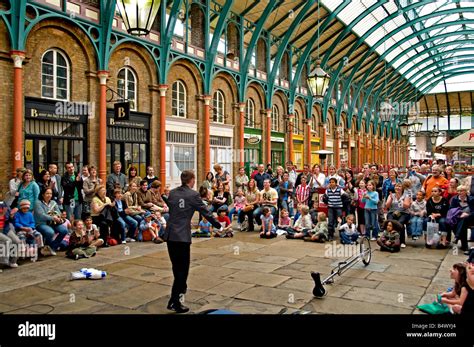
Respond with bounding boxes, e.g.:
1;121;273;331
324;177;347;241
295;176;310;207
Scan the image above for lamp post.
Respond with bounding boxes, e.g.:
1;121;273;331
117;0;161;36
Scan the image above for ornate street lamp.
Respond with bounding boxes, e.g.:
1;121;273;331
307;1;330;98
379;98;394;123
117;0;161;36
307;60;331;98
429;125;439;146
399;120;409;137
411;119;422;133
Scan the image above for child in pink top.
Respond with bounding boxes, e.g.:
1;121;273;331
228;188;247;224
354;180;367;235
278;208;292;231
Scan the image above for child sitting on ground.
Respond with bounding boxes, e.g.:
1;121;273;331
154;211;167;234
277;208;292;232
439;263;468;309
293;203;302;223
286;205;313;239
215;206;233;238
377;220;402;253
139;211;163;243
339;214;359;245
66;219;96;260
193;216;213;237
304;212;328;242
260;206;277;239
14;200;44;257
84;215;104;248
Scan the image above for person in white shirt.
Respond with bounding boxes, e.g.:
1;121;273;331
324;165;345;187
339;214;358;244
286;161;297;188
309;164;326;189
286;205;313;239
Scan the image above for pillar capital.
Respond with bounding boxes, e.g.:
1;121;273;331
234;102;246;112
202;94;212;106
159;84;169;96
265;108;272;117
97;70;109;85
10;51;25;68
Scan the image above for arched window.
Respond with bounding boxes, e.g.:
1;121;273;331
41;49;70;100
245;99;255;127
172;80;187;117
311;114;318;133
271;105;279;132
293;110;300;135
212;90;225;123
117;67;137;110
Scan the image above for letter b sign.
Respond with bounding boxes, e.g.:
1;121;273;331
114;102;130;121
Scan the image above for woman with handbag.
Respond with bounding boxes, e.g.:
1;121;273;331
424;186;450;248
34;187;68;256
238;179;260;232
385;182;412;248
91;186;115;247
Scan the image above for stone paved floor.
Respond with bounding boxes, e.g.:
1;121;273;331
0;229;467;314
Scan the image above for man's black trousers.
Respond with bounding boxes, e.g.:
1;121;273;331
167;241;191;304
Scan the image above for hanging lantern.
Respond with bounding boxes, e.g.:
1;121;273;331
117;0;161;36
399;121;409;137
379;98;394;123
307;60;331;98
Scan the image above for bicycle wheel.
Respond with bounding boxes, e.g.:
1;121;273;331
359;237;372;265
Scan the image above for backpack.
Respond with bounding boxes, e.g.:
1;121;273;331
446;207;463;227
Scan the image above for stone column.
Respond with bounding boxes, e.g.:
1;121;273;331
10;51;25;176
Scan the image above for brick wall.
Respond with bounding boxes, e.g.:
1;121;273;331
190;4;205;49
256;38;266;72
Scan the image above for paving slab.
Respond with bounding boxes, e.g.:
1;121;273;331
236;286;313;309
343;287;421;309
96;283;170;309
367;272;432;288
224;270;290;287
304;297;412;314
223;260;285;273
206;281;255;297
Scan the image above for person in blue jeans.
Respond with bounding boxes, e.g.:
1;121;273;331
33;187;68;256
362;180;380;240
113;189;138;243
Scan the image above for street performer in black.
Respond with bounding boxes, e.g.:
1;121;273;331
163;170;222;313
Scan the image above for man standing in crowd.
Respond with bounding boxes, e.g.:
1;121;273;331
295;164;311;188
107;161;128;198
422;164;448;200
163;171;222;313
62;162;83;221
254;164;271;191
48;164;63;207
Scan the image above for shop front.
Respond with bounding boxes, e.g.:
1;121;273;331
271;132;285;169
293;134;304;169
106;110;150;177
244;128;262;175
24;97;88;175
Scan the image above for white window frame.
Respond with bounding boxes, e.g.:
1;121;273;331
246;99;255;127
117;67;137;111
172;80;187;118
271;105;279;132
293;110;300;135
311;114;318;133
41;49;70;101
212;90;225;123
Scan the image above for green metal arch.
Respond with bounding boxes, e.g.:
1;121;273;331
160;0;184;84
289;0;350;108
415;66;474;96
419;70;474;95
348;15;474;123
266;0;316;108
240;0;279;102
322;0;436;125
204;0;234;95
384;37;474;101
333;2;470;124
168;56;206;89
355;29;474;132
359;43;474;124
